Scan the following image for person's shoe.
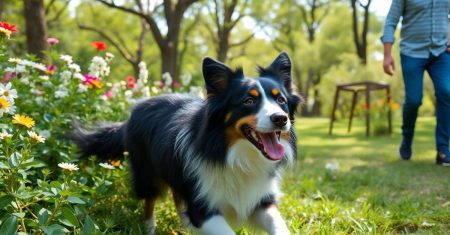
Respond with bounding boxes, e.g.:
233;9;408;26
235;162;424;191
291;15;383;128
436;151;450;166
399;138;412;160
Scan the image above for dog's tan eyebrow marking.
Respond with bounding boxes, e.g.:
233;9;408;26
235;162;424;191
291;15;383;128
225;112;233;122
249;89;259;97
272;88;280;96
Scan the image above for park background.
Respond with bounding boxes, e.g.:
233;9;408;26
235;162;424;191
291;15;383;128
0;0;449;234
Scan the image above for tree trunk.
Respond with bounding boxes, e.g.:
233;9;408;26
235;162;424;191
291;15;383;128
161;42;178;83
350;0;370;65
24;0;48;61
0;1;5;19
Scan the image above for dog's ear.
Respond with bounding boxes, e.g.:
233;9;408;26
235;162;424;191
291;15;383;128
258;52;293;93
202;57;242;95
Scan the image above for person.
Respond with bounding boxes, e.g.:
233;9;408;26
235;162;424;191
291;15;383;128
381;0;450;165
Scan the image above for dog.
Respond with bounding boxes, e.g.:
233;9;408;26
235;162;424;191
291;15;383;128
72;52;301;234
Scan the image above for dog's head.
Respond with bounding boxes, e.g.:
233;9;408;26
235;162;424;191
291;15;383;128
202;52;302;162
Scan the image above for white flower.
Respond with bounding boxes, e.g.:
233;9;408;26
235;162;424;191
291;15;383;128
181;73;192;86
138;61;149;85
77;84;88;93
15;64;26;73
141;86;151;98
39;130;51;139
0;130;12;140
21;77;30;85
73;73;84;81
162;72;172;87
124;90;133;98
105;53;114;62
325;162;340;172
58;162;79;171
55;87;68;98
89;56;110;78
39;75;49;81
60;70;72;81
99;163;115;169
27;130;45;143
0;83;18;102
60;55;73;64
19;60;46;71
68;63;81;73
151;86;160;94
8;58;21;64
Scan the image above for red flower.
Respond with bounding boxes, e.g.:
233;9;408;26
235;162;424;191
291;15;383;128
126;76;135;83
0;21;17;32
92;41;107;51
46;65;56;76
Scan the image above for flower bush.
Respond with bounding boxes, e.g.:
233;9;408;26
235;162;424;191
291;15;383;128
0;22;202;234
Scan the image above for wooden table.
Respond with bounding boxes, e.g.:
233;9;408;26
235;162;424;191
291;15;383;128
328;81;393;136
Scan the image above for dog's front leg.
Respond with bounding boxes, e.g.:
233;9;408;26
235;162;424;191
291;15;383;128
251;204;290;235
198;215;235;235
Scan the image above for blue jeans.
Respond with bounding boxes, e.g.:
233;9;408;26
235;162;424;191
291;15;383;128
400;52;450;154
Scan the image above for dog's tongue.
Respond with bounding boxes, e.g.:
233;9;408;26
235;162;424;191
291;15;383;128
259;132;285;160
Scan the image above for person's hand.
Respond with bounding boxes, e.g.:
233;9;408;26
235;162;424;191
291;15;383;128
383;54;395;76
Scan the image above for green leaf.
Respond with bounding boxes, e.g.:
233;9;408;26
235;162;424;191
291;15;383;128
81;216;97;235
0;216;18;235
12;212;25;218
8;152;21;168
67;196;85;205
38;208;50;226
60;207;79;227
42;224;67;235
0;161;8;169
0;195;14;208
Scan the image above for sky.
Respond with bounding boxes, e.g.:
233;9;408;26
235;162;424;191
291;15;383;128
371;0;391;17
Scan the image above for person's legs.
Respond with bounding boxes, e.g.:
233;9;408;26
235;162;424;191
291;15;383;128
399;54;429;159
426;52;450;165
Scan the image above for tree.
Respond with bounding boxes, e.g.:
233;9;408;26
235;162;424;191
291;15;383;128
95;0;199;82
298;0;330;116
204;0;254;63
349;0;372;65
78;19;149;78
24;0;48;61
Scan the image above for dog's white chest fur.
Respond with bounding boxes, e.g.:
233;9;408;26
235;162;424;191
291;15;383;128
195;139;293;225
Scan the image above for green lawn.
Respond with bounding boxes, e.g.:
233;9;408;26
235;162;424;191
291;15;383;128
106;117;450;234
282;117;450;234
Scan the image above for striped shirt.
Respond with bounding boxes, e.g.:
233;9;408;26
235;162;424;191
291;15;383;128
381;0;450;58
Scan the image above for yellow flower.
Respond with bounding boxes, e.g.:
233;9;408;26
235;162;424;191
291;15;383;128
58;162;79;171
12;114;35;128
27;131;45;143
0;28;12;39
0;96;11;114
109;160;121;167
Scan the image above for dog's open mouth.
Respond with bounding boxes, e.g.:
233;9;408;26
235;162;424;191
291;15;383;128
241;125;285;161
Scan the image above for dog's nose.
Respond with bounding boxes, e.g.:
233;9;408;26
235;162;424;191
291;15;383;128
270;113;288;128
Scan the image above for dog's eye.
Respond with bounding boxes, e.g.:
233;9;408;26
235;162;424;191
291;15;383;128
243;97;256;105
276;96;286;105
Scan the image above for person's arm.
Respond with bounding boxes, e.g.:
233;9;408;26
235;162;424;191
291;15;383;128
381;0;404;76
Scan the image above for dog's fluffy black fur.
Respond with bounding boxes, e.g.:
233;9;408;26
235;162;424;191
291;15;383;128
72;52;301;234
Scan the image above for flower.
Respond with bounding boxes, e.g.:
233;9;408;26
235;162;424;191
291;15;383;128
47;37;59;44
181;73;192;86
46;65;56;76
127;76;136;89
138;61;149;85
58;162;79;171
2;71;16;83
0;83;18;102
109;160;121;166
172;81;180;89
325;162;340;172
0;21;17;39
0;97;13;117
105;90;113;98
99;162;115;169
88;56;109;78
60;71;72;81
60;55;73;64
92;41;107;51
27;131;45;143
0;131;12;140
83;74;103;88
12;114;35;128
0;21;17;32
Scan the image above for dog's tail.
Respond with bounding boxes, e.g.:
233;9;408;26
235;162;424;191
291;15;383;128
70;122;126;161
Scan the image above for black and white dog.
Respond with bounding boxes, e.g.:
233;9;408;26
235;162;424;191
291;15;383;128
72;52;301;234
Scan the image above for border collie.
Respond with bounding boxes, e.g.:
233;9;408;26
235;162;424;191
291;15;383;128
72;52;301;234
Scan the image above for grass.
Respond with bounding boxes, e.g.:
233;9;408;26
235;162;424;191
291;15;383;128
97;117;450;234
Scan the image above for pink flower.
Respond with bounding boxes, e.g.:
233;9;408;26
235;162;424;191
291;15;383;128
105;90;113;98
83;74;103;88
172;81;180;88
159;81;165;88
46;65;56;76
47;38;59;45
2;71;16;83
